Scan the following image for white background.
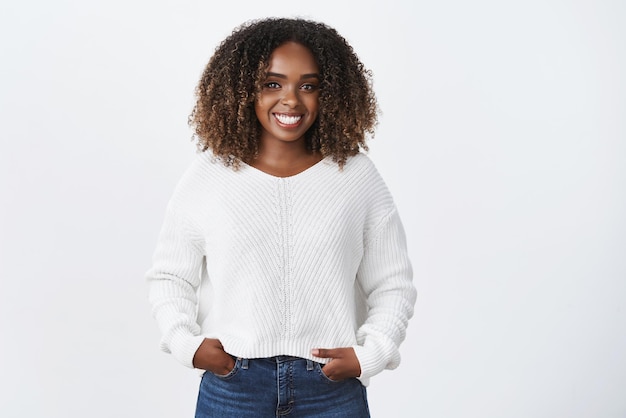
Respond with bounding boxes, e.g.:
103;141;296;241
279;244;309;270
1;1;624;417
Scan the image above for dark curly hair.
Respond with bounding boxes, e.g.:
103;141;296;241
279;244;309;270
189;17;378;168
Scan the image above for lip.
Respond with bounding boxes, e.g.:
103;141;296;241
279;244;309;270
273;112;304;128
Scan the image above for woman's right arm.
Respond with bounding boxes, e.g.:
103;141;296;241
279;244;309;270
146;205;209;369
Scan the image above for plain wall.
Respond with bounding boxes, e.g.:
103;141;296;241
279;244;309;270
1;0;624;417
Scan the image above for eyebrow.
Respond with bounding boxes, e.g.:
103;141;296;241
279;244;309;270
266;72;320;80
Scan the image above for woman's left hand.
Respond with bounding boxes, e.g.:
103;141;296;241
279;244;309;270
311;347;361;381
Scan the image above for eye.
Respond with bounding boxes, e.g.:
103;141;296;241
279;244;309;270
300;83;318;91
264;81;281;89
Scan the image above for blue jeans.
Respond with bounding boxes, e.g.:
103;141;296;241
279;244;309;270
195;356;370;417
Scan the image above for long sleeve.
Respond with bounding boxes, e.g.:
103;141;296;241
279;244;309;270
352;208;417;382
146;204;207;368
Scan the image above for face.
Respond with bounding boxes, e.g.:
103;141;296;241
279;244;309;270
255;42;320;147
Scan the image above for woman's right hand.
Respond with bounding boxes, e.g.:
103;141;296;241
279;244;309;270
192;338;236;374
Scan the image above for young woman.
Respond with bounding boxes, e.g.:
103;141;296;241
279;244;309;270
146;17;417;417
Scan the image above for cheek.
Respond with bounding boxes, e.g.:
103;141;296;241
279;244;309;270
254;99;267;120
255;91;271;109
306;95;320;116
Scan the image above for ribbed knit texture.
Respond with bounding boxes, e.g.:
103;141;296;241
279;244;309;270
146;152;416;385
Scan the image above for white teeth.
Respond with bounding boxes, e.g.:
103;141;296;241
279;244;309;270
275;114;302;125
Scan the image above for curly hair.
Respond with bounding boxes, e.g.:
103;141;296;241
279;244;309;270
189;17;378;168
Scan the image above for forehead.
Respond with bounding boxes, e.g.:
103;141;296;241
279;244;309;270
267;42;319;73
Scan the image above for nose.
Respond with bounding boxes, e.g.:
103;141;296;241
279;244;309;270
281;88;299;107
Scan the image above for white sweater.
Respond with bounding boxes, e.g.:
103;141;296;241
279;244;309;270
146;152;416;384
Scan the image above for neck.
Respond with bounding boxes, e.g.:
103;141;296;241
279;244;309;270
248;138;322;177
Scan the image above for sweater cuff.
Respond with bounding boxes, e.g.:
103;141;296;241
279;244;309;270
352;342;401;384
167;332;206;369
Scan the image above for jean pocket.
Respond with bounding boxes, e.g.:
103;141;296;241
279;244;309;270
212;356;240;380
315;362;342;383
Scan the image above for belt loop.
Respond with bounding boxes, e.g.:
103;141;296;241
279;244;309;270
241;358;249;370
306;359;314;371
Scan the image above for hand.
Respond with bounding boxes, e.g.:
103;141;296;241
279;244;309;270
192;338;235;375
311;347;361;381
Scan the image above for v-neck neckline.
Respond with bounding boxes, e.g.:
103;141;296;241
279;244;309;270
241;156;331;180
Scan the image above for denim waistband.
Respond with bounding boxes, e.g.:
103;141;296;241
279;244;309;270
271;355;302;363
249;355;307;364
243;356;315;370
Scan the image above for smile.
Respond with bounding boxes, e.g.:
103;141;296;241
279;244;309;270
274;113;303;126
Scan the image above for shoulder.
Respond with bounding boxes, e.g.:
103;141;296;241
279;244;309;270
343;156;406;246
332;152;382;184
336;153;397;220
181;151;236;184
342;153;390;195
168;152;233;207
344;152;377;172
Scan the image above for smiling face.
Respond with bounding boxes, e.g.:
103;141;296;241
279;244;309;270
255;42;320;148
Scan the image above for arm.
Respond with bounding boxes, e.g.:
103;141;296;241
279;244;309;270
352;208;417;381
313;208;416;382
146;205;207;368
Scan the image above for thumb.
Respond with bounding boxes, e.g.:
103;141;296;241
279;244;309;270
311;348;338;359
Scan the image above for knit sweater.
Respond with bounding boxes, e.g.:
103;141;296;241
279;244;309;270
146;152;416;384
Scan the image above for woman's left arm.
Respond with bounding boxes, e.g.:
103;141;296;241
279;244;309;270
351;208;417;381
